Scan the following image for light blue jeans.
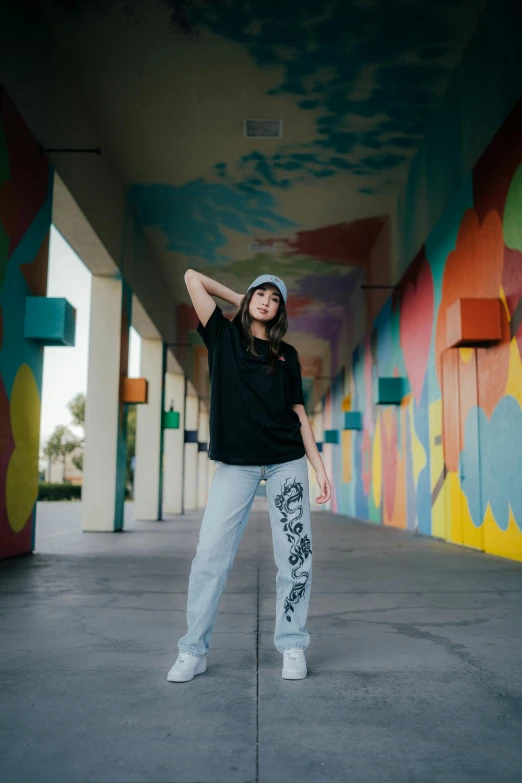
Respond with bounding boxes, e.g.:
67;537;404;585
177;454;313;656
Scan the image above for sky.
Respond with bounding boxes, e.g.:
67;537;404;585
39;226;141;445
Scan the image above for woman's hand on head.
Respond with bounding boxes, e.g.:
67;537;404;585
314;468;331;504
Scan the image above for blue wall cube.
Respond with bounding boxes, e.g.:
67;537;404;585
344;411;363;430
324;429;339;444
377;377;405;405
24;297;76;346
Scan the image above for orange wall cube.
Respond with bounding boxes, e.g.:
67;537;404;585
120;377;149;404
446;298;502;347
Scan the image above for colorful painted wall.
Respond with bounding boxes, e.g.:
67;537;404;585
397;0;522;275
339;95;522;562
0;87;53;559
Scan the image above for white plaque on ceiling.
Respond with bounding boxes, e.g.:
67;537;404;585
244;119;283;139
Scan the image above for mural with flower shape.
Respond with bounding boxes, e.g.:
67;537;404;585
0;87;53;558
343;96;522;562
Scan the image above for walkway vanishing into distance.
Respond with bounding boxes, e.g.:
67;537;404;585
1;501;522;783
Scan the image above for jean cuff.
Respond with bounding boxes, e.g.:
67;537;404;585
278;643;310;653
178;647;206;658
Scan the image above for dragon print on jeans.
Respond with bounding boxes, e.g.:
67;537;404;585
274;476;312;622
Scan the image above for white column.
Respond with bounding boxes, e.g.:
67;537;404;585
162;372;185;515
183;394;199;511
197;404;209;508
82;276;122;532
134;338;163;520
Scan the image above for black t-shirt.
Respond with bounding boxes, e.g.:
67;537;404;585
197;304;306;466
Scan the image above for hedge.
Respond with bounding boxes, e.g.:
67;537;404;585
38;484;134;501
38;483;82;501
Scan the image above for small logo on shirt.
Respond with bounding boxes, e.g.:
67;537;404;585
278;355;285;361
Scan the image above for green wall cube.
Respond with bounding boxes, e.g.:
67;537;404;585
377;377;405;405
24;297;76;346
162;410;180;429
344;411;363;430
324;429;339;444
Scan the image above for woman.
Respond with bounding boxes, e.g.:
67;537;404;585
168;270;332;683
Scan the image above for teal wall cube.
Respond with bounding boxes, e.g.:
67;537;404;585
377;377;405;405
24;297;76;346
316;442;323;453
162;409;180;429
344;411;363;430
324;429;339;444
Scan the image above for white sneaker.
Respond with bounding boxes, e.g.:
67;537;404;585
167;652;207;682
282;648;307;679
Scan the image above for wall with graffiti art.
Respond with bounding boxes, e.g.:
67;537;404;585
341;95;522;562
0;87;53;558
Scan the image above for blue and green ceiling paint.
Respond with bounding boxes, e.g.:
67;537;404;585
58;0;483;264
159;0;482;181
127;180;296;263
122;0;482;263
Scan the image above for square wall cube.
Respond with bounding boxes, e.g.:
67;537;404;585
24;297;76;346
324;429;339;444
377;377;405;405
163;409;180;429
446;298;502;347
120;378;149;404
344;411;362;430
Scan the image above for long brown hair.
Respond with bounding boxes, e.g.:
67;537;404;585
231;285;288;375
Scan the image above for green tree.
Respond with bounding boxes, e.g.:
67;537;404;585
67;392;85;429
43;425;81;483
59;392;136;491
67;392;86;472
72;451;83;472
126;405;136;493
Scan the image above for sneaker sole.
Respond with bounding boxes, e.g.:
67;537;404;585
167;657;207;682
282;668;307;680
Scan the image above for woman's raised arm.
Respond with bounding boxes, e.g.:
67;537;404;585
184;269;243;328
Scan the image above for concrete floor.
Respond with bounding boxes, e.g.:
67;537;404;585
1;501;522;783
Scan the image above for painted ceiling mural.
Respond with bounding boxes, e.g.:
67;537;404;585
46;0;485;400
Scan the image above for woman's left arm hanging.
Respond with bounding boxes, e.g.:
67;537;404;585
292;404;332;504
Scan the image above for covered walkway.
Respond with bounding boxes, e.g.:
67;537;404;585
1;502;522;783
